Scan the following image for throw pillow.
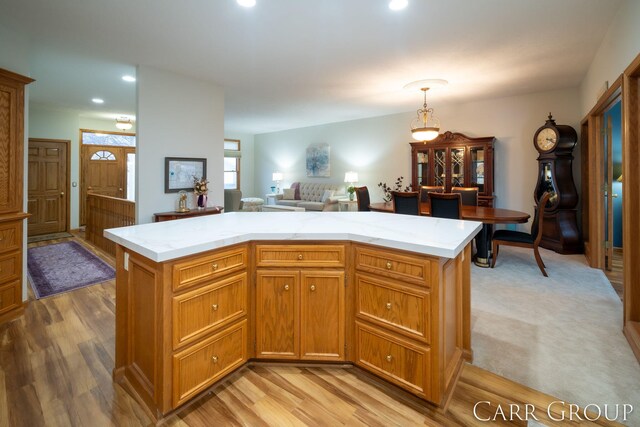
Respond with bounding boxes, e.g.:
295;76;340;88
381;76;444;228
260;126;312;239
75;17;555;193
283;188;296;200
291;182;301;200
321;189;334;203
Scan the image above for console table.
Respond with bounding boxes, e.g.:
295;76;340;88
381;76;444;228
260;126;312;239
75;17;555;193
153;206;223;222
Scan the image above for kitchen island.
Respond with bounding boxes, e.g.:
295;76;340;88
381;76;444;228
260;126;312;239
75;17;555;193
105;211;481;421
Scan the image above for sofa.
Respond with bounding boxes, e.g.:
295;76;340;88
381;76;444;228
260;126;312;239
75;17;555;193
275;182;345;211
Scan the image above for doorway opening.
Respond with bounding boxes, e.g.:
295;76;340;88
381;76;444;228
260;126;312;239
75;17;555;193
79;129;136;226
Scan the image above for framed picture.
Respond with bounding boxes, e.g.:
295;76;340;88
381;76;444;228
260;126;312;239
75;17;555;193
164;157;207;193
306;143;330;177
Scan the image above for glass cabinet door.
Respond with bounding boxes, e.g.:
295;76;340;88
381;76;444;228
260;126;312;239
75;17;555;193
433;149;446;187
450;148;465;187
416;151;429;186
469;147;485;193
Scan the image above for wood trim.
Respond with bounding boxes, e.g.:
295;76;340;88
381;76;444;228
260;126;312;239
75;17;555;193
79;128;136;139
622;54;640;363
0;68;34;85
28;138;71;233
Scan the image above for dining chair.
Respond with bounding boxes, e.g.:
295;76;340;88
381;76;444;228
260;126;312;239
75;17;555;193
429;193;462;219
355;186;370;211
452;187;479;206
491;192;551;277
391;191;420;215
419;186;444;203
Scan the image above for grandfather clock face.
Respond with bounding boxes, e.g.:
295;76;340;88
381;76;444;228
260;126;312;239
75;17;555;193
535;128;558;152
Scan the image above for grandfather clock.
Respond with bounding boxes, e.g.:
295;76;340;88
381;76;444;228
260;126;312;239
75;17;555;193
533;114;583;254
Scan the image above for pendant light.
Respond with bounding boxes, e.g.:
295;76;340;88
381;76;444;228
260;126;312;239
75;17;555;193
115;117;133;130
405;79;447;142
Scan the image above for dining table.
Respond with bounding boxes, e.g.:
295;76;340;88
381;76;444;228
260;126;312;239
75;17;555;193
369;202;530;267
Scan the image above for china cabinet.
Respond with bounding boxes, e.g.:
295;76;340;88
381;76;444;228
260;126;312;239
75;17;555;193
410;132;495;207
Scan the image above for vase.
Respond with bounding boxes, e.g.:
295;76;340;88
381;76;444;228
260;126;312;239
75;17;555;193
197;194;207;209
349;193;354;201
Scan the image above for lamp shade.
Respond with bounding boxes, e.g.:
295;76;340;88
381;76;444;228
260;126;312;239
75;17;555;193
272;172;283;182
344;171;359;183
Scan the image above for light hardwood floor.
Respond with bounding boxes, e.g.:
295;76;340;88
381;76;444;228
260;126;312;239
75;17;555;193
0;234;622;426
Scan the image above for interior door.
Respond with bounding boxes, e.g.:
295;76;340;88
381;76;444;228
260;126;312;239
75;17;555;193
27;139;68;236
80;145;125;225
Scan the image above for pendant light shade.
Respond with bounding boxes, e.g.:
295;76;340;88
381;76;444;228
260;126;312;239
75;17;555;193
410;87;440;141
115;117;133;130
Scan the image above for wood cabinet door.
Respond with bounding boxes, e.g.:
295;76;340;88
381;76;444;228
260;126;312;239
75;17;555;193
300;271;345;361
255;270;299;359
0;77;23;214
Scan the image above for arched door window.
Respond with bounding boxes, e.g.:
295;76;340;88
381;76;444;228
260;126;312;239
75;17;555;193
90;150;117;161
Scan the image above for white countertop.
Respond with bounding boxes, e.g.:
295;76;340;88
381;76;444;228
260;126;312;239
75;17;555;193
104;212;483;263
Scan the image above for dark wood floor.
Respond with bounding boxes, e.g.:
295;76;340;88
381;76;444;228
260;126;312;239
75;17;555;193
0;233;622;426
605;248;623;300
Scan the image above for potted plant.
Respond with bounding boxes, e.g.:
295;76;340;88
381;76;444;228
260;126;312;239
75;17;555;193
347;186;356;201
378;176;412;203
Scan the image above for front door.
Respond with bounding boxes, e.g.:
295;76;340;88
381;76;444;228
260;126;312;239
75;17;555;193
80;145;134;225
27;139;69;236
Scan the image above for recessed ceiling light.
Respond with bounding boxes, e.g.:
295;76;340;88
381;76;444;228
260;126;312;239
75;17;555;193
92;98;104;104
122;75;136;82
237;0;256;7
389;0;408;11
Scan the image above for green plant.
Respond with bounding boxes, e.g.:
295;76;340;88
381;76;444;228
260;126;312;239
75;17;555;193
347;186;356;195
378;176;411;202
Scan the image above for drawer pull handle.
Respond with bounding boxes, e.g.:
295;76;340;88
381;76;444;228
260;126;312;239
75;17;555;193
385;302;392;310
386;261;392;270
284;284;290;291
211;304;218;311
386;355;392;362
212;263;218;270
212;356;218;363
310;285;316;292
297;254;303;260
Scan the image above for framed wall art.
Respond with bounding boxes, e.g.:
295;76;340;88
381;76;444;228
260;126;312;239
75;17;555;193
164;157;207;193
306;143;330;177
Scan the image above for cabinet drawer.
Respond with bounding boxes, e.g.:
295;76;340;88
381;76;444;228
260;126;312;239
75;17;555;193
173;319;247;407
256;245;345;268
0;221;20;254
0;251;20;284
173;273;247;349
355;246;431;287
356;322;430;399
172;246;247;291
356;274;430;343
0;281;21;314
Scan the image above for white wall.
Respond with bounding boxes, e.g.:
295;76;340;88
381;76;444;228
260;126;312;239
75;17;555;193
137;65;224;223
255;87;581;229
580;0;640;115
224;131;255;197
29;106;137;229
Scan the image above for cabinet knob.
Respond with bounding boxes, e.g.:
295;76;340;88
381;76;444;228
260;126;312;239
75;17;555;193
386;355;392;362
310;285;316;292
212;356;218;363
60;192;65;196
386;261;392;270
284;284;290;291
297;254;303;260
385;302;392;310
211;304;218;311
212;263;218;270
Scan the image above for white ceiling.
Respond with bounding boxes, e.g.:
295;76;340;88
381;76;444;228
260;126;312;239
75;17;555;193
0;0;622;134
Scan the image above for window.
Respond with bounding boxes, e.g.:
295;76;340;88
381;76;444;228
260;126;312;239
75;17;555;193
82;131;136;147
90;150;116;160
224;139;241;190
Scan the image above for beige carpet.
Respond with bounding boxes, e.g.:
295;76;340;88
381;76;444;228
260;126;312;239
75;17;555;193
471;246;640;425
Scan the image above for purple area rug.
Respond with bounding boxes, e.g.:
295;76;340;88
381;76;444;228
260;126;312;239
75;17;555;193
27;241;115;299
